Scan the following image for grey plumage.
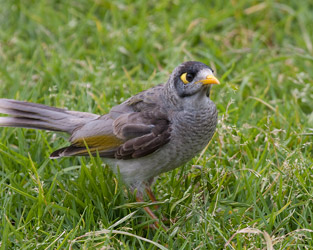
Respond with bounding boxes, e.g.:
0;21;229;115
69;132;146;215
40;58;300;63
0;61;219;192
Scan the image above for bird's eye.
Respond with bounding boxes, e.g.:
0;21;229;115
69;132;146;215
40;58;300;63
180;72;194;84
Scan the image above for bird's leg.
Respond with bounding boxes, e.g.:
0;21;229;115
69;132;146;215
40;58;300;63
136;195;158;221
146;186;169;222
145;184;169;225
136;193;167;230
145;186;159;209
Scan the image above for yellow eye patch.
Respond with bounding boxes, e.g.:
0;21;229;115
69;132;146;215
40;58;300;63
180;73;189;84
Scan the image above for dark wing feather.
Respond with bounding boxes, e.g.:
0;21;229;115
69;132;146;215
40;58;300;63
114;110;171;159
110;84;172;159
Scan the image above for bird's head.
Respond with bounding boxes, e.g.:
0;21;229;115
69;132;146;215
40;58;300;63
165;61;220;108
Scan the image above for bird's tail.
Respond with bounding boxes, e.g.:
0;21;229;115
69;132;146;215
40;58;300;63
0;99;99;134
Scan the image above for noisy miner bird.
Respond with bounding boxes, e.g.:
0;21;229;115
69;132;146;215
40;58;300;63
0;61;220;226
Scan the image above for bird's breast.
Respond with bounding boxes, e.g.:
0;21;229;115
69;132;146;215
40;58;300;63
169;103;218;164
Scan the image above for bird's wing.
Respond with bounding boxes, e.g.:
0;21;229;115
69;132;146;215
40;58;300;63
50;85;172;159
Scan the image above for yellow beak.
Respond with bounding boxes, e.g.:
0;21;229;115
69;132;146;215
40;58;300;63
198;75;220;85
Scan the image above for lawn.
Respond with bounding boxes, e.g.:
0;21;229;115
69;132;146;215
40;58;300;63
0;0;313;249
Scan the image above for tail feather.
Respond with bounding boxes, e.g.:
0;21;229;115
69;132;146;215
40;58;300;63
0;117;72;132
0;99;99;134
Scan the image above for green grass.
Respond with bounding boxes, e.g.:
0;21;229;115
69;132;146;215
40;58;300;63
0;0;313;249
